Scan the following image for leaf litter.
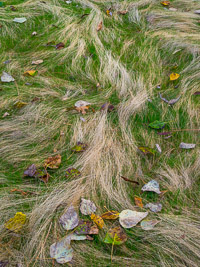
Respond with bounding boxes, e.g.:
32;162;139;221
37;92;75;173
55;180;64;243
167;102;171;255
59;205;79;230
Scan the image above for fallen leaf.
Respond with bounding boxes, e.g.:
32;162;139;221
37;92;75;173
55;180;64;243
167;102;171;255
2;112;10;118
119;210;148;228
193;91;200;95
1;72;15;82
101;210;119;220
138;146;156;156
170;73;180;81
144;203;162;212
10;6;17;11
75;220;99;235
159;93;181;105
149;120;167;130
100;103;114;112
32;59;43;65
59;205;79;230
35;169;50;183
0;261;9;267
24;164;37;177
14;101;28;109
141;180;161;194
141;220;160;230
75;100;91;108
97;21;103;31
104;226;127;245
75;105;89;115
80;198;96;215
5;212;26;232
71;142;88;152
179;142;196;149
3;60;11;64
32;31;37;36
155;144;162;153
44;154;61;169
24;70;37;76
56;42;65;50
50;237;73;264
161;1;170;6
157;131;172;136
65;168;81;179
106;10;112;16
120;176;139;185
10;188;28;196
91;213;104;229
118;10;128;15
13;18;27;23
134;197;143;208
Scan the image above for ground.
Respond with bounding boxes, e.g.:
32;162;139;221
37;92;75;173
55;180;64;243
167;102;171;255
0;0;200;266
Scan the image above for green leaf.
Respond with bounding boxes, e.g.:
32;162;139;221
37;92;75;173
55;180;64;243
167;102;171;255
138;146;156;156
148;120;167;130
104;226;127;245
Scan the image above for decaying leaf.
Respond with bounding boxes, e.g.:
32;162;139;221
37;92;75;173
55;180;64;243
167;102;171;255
75;100;91;114
35;169;50;183
179;142;196;149
141;180;161;194
97;21;103;31
91;213;104;229
13;18;27;23
159;93;181;105
71;142;88;152
100;103;114;112
170;73;180;81
75;106;89;115
24;70;37;76
134;197;143;208
193;91;200;95
1;72;15;83
32;59;43;65
104;226;127;245
80;198;96;215
138;146;156;156
5;212;26;232
56;42;65;50
75;220;99;235
157;131;172;136
50;237;73;264
144;203;162;212
119;210;148;228
24;164;37;177
10;188;28;196
14;101;28;109
101;210;119;220
59;205;79;230
161;1;170;6
65;168;81;179
141;220;160;230
44;154;61;169
149;120;167;130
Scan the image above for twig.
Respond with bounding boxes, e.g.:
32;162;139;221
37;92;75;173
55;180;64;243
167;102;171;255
120;176;139;185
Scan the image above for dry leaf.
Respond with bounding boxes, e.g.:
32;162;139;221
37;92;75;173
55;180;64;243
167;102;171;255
32;59;43;65
59;205;79;230
134;197;143;208
118;10;128;15
1;72;15;82
97;21;103;31
56;42;65;50
75;220;99;235
179;142;196;149
91;213;104;229
141;180;161;194
44;154;61;169
104;226;127;245
141;220;160;230
144;203;162;212
24;70;37;76
101;210;119;220
80;198;96;215
75;106;89;115
161;1;170;6
10;188;28;196
119;210;148;228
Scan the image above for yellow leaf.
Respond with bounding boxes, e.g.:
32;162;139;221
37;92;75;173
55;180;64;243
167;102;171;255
134;197;143;208
24;70;37;76
101;210;119;220
14;101;27;109
170;73;180;81
161;1;170;6
91;213;104;229
5;212;26;232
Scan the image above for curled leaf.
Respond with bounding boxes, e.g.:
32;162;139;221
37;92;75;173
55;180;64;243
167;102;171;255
5;212;26;232
59;205;79;230
80;198;96;215
101;210;119;220
104;226;127;245
119;210;148;228
90;213;104;229
44;154;61;169
142;180;161;194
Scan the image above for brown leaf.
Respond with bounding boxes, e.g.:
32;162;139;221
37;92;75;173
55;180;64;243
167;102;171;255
75;106;89;115
97;21;103;31
56;42;65;50
10;188;28;196
118;10;128;15
134;197;143;208
193;91;200;95
101;210;119;220
44;154;61;169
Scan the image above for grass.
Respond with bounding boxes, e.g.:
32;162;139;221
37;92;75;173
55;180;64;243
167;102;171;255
0;0;200;266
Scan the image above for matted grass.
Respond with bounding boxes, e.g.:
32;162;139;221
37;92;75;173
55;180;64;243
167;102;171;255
0;0;200;266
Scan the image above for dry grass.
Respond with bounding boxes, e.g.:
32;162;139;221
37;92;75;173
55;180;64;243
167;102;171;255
0;0;200;266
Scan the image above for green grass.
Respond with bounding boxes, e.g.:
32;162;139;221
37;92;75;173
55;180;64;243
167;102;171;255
0;0;200;266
